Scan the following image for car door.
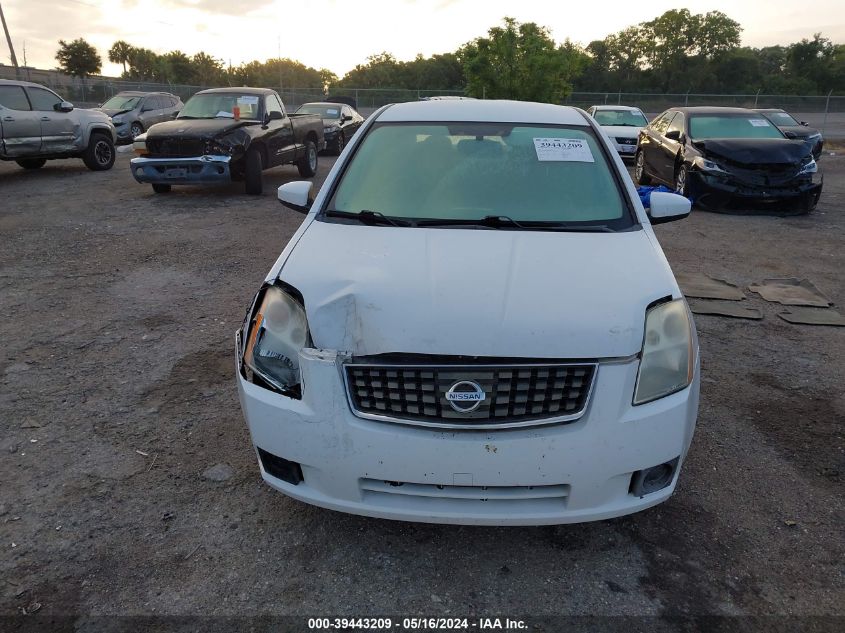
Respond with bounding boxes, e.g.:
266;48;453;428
639;111;671;177
656;112;685;183
138;96;160;129
26;85;79;154
263;94;295;166
0;84;41;157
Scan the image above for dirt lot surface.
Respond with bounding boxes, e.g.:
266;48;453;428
1;148;843;631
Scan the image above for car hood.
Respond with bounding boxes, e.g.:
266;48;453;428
694;138;811;165
279;221;678;359
146;118;255;139
601;125;641;139
100;108;131;117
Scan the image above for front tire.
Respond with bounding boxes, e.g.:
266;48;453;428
297;140;318;178
635;151;652;185
152;183;171;193
82;132;115;171
16;158;47;170
675;164;689;197
244;148;264;195
130;122;144;140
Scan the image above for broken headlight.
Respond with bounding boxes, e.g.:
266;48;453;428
242;285;311;395
633;299;694;405
798;158;817;175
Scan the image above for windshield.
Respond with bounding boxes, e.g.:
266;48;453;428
327;122;633;229
178;93;262;120
689;115;785;140
102;95;141;111
297;104;342;118
593;109;648;127
761;111;799;126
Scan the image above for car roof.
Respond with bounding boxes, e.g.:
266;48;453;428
753;108;787;113
0;78;54;89
590;105;643;111
196;87;276;96
112;91;176;97
299;102;346;108
376;100;589;125
667;106;766;116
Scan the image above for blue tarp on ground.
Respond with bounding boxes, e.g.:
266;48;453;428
636;185;677;208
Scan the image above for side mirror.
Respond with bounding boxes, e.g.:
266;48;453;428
341;114;352;122
664;129;681;141
266;110;284;123
278;181;313;213
783;130;798;139
55;101;74;113
800;121;809;126
647;192;691;225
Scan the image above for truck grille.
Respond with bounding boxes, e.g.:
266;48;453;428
146;137;206;158
344;362;596;429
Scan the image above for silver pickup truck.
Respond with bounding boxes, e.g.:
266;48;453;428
0;79;117;171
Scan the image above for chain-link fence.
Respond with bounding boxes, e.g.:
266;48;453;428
565;91;845;114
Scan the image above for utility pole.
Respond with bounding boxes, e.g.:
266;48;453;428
0;1;21;79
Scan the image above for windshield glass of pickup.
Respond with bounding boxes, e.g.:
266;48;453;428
102;95;140;110
178;93;261;120
297;105;341;118
328;122;631;227
593;110;648;126
689;115;785;140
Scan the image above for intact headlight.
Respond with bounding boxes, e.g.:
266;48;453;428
633;299;694;405
693;156;728;173
111;116;124;125
242;285;310;395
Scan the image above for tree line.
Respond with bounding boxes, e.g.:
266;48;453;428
54;10;844;102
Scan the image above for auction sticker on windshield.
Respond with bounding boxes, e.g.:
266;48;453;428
749;119;771;127
533;138;595;162
238;96;260;105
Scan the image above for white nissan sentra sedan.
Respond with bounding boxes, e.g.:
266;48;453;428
235;99;699;526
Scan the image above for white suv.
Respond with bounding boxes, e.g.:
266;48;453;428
236;99;699;525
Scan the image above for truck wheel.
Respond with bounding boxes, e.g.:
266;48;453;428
152;183;171;194
130;122;144;139
297;140;318;178
82;132;116;171
16;158;47;170
635;151;652;185
244;148;264;195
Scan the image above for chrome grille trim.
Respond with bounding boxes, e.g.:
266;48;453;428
343;362;598;430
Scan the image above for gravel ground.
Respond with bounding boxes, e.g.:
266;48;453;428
0;149;843;630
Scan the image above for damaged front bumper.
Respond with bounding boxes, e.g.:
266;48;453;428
235;337;700;526
688;169;823;210
130;155;232;185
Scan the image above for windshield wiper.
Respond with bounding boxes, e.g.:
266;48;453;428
418;216;614;232
324;209;413;227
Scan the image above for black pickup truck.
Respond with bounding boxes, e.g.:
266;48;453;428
130;87;324;194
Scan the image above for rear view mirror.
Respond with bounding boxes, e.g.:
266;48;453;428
278;181;313;213
648;192;691;225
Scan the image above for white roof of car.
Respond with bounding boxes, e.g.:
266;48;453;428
590;105;643;112
377;100;590;125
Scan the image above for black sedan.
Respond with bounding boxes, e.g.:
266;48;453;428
635;107;822;213
754;109;824;159
295;101;364;155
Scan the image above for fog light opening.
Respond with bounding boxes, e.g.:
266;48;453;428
630;457;680;497
257;447;303;485
135;168;144;177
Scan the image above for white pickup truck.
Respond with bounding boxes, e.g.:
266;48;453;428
236;99;699;525
0;79;116;171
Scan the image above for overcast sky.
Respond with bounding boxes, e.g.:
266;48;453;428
3;0;844;78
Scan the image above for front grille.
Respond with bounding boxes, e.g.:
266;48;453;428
724;164;801;187
146;137;206;158
360;479;570;508
345;362;596;429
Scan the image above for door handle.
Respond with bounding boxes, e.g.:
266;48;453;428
2;116;13;121
41;116;51;121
